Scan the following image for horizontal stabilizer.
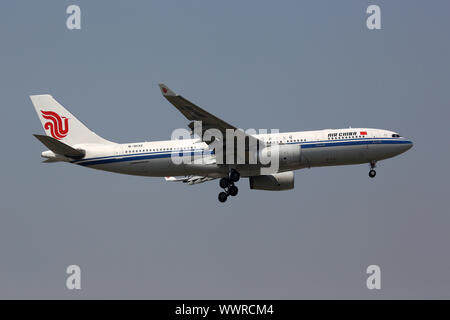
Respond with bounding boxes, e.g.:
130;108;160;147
42;158;61;163
33;134;85;159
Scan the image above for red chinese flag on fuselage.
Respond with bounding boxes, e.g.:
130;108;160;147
360;131;367;135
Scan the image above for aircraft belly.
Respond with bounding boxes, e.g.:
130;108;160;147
304;144;369;167
84;158;184;177
89;156;227;177
367;144;405;160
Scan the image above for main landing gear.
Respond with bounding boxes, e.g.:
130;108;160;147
218;169;240;203
369;161;377;178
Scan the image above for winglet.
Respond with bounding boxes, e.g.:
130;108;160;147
158;84;177;97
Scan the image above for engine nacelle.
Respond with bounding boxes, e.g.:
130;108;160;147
249;171;294;191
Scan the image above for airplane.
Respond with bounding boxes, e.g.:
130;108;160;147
31;84;413;202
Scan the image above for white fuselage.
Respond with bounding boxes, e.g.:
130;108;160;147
61;128;413;178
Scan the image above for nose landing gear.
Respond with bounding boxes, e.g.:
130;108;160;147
369;161;377;178
218;170;240;203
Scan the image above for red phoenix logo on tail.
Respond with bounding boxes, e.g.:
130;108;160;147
41;110;69;140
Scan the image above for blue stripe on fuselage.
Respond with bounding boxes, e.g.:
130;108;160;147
75;138;412;167
74;149;211;166
299;139;412;149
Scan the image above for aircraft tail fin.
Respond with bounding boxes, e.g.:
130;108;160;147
30;94;114;146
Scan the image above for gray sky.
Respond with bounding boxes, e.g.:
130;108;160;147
0;0;449;298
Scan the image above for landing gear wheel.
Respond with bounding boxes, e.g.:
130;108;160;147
218;171;240;202
219;177;230;189
228;185;238;196
369;169;376;178
218;192;228;203
230;170;240;183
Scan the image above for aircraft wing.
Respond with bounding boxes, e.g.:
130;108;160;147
158;83;261;148
164;175;216;185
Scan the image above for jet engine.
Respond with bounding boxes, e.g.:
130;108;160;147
249;171;294;191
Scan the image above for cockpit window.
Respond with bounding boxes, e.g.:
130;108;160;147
392;134;401;138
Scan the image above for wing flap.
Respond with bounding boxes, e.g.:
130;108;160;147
164;175;216;185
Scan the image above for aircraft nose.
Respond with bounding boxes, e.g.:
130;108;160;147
400;139;413;153
407;140;413;150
